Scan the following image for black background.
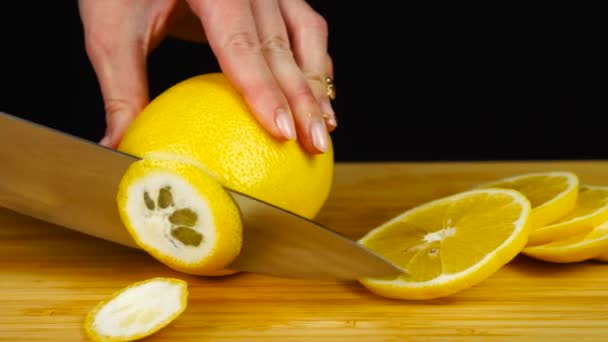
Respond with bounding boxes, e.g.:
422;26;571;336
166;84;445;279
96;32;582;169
1;2;605;162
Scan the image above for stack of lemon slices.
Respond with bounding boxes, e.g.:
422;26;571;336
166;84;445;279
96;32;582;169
473;173;608;263
357;171;608;301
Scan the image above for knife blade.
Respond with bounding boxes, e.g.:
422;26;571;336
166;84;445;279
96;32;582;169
0;111;405;280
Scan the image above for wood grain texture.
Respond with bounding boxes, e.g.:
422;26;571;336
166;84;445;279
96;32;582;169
1;161;607;341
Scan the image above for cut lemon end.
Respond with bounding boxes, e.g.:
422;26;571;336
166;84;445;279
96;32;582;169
84;278;188;342
358;188;531;300
117;156;242;276
523;220;608;263
527;185;608;246
475;171;579;228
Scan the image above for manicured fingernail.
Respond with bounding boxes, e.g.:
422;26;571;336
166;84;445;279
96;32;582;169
311;120;329;153
321;100;337;128
275;109;296;140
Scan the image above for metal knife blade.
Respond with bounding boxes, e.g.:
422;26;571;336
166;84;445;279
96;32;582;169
0;111;405;280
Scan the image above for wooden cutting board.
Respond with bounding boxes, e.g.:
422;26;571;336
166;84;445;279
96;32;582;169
1;161;607;341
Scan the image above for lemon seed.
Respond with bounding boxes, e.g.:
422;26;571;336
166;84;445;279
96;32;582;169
171;227;203;247
169;209;198;226
158;186;174;209
143;192;155;210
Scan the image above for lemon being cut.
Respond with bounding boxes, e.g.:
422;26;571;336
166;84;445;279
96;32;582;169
116;155;242;276
527;185;608;246
358;188;531;300
84;278;188;342
475;171;578;229
523;220;608;263
118;72;334;220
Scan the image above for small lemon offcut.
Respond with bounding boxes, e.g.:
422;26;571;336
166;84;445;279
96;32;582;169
84;278;188;342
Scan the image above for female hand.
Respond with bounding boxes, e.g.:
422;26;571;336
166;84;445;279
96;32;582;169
78;0;336;154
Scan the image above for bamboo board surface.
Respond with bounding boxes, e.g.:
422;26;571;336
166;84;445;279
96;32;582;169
1;161;607;341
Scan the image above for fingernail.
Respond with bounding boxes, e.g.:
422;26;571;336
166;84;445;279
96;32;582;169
311;120;329;153
99;135;111;147
321;100;337;128
275;109;296;140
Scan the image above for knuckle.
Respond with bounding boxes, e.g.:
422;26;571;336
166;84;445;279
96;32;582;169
261;34;291;55
223;31;260;55
84;29;147;61
303;71;326;86
305;13;328;37
84;30;116;61
302;71;326;97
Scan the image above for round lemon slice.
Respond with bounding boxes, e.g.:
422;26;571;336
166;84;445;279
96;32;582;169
523;220;608;263
527;185;608;246
116;155;242;275
84;278;188;342
358;189;531;300
475;171;578;228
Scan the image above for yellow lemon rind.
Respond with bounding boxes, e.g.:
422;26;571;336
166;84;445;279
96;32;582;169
527;185;608;246
475;171;578;228
116;156;243;276
358;188;532;300
523;220;608;263
117;73;334;220
84;277;188;342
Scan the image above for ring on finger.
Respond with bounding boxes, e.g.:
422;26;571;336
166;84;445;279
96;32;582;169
325;76;336;101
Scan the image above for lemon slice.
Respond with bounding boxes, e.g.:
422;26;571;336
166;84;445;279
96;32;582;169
475;171;578;229
527;185;608;246
358;189;531;300
116;155;242;276
523;220;608;263
84;278;188;342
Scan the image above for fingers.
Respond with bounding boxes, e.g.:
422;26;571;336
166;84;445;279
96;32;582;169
189;0;333;154
251;0;329;153
89;43;149;148
79;0;150;148
280;0;336;131
189;0;298;145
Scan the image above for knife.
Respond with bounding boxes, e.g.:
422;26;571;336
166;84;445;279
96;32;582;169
0;111;404;280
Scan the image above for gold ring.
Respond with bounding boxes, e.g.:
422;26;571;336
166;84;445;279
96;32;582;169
326;76;336;101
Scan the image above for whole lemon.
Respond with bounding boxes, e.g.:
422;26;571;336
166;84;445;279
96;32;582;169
118;73;334;219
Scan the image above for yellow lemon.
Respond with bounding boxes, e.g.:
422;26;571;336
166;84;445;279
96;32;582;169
358;188;531;300
476;171;578;228
523;220;608;263
116;155;242;276
84;278;188;342
118;73;334;220
527;185;608;246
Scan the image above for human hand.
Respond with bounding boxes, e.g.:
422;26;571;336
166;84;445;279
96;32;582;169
79;0;336;154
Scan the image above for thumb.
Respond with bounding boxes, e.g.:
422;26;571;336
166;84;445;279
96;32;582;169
85;35;149;148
